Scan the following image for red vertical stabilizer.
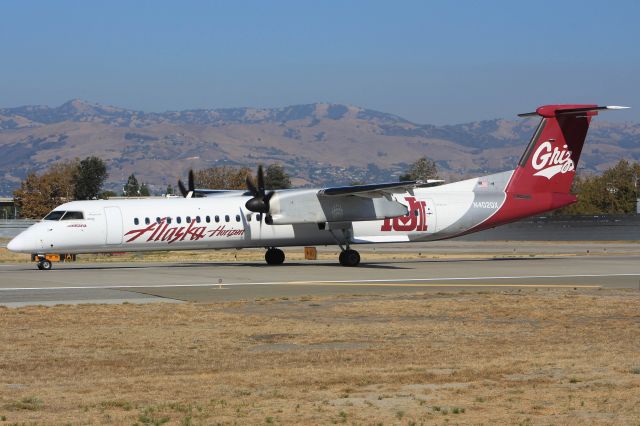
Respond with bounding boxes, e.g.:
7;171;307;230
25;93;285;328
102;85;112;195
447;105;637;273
506;104;598;195
473;104;627;230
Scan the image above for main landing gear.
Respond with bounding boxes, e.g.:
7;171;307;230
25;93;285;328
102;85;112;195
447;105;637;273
265;247;285;265
339;248;360;267
36;257;52;271
262;246;360;267
328;228;361;267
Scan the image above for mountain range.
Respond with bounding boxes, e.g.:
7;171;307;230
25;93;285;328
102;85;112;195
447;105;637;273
1;99;639;196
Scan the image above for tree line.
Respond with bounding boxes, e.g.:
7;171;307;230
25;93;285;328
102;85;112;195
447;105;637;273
11;155;639;219
12;160;294;218
558;159;640;215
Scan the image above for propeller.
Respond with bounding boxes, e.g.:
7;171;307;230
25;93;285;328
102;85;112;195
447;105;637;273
245;165;275;214
178;169;197;198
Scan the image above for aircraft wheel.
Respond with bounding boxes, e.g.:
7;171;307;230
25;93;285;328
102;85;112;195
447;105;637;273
38;259;52;271
265;248;285;265
339;249;360;267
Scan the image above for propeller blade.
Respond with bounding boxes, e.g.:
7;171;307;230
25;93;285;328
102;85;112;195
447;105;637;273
264;190;275;209
257;165;265;194
246;175;258;196
245;166;275;213
178;179;188;198
188;169;195;193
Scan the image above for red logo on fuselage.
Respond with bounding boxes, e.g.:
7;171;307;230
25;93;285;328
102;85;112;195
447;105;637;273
380;196;428;232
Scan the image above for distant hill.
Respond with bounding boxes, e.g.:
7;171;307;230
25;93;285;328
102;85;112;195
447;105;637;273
1;99;638;195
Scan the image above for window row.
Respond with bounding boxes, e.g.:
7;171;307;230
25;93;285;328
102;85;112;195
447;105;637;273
133;213;262;226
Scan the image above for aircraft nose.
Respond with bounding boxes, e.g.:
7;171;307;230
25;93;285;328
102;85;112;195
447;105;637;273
7;233;35;253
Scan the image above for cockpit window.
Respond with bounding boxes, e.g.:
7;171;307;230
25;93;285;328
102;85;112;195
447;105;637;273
44;211;66;221
61;211;84;220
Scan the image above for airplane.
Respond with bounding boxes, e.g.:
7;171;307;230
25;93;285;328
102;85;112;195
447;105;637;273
7;104;628;270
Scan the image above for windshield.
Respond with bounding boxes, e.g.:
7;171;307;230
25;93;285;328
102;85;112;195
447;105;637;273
61;211;84;220
44;210;66;221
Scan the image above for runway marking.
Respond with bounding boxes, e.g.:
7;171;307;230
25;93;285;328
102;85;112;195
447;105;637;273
0;272;636;291
271;283;601;288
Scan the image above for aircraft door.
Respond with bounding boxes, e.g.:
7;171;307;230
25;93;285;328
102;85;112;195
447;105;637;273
104;207;123;244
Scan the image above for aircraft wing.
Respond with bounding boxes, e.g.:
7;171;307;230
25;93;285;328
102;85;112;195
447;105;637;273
268;179;444;225
318;180;444;198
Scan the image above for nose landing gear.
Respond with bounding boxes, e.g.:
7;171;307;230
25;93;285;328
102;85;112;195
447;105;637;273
265;247;285;265
36;257;52;271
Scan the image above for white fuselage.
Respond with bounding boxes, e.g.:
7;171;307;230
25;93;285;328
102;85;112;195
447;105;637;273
8;173;509;255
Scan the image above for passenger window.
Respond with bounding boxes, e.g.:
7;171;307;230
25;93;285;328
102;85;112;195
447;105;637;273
247;214;252;222
206;216;211;223
235;215;240;222
215;215;220;223
167;217;172;224
145;218;150;225
186;216;191;223
61;211;84;220
257;213;262;222
134;218;139;225
44;211;66;221
196;216;201;223
225;215;230;222
415;210;420;216
177;217;182;224
156;217;161;224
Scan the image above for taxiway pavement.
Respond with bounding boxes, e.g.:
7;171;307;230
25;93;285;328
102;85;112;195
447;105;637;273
1;249;639;307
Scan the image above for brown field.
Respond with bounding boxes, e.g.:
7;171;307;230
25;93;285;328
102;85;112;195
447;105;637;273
1;289;639;425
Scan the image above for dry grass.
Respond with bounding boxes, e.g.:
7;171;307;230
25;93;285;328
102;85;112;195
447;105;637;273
1;289;639;424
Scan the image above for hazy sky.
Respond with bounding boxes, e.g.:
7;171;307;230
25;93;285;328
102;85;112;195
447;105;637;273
1;0;638;124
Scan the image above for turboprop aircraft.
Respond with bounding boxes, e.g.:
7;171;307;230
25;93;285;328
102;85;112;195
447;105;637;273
7;104;628;270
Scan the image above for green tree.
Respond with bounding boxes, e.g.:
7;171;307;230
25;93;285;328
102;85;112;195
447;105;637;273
139;183;151;196
166;184;174;195
73;156;108;200
264;164;291;189
559;160;640;215
399;157;438;182
123;174;140;196
100;190;117;199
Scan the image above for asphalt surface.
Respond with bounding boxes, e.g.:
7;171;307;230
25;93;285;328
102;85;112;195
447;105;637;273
1;244;640;307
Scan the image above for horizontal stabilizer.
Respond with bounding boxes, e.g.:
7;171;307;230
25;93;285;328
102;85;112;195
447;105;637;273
518;105;629;118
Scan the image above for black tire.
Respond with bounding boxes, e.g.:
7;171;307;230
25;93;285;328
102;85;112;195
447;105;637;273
339;249;360;267
39;260;52;270
265;248;285;265
36;262;44;270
